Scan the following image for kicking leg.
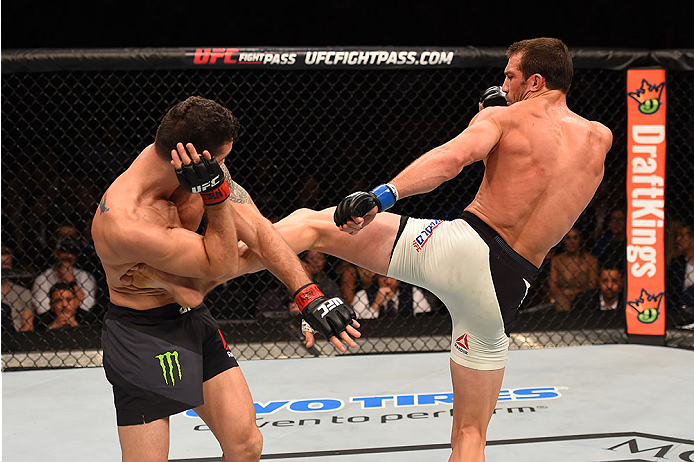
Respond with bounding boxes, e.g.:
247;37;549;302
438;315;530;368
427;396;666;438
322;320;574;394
237;207;401;277
448;361;505;462
194;368;263;462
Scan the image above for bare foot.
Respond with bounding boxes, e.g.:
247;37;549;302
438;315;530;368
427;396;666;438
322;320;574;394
120;264;212;307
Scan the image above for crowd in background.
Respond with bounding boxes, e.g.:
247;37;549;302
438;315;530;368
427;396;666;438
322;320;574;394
3;189;694;335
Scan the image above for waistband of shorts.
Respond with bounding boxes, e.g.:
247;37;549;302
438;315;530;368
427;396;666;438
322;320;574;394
460;211;539;280
107;302;204;322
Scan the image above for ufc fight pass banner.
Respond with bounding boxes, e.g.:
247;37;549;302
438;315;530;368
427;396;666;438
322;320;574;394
626;69;667;337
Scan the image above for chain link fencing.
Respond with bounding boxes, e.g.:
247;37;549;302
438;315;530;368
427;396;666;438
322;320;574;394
2;48;693;370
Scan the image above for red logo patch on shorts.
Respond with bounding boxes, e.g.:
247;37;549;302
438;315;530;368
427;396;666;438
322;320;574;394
454;334;469;354
218;329;230;351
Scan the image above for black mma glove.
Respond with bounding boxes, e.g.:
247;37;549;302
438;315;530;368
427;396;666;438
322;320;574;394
175;156;231;206
333;184;398;227
294;283;356;339
479;86;508;108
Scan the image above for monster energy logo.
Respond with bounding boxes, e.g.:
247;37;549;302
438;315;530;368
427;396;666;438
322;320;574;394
155;351;182;386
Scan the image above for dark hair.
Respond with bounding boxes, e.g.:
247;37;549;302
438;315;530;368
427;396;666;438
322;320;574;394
600;261;623;275
55;236;82;255
680;217;694;235
49;282;76;297
154;96;240;160
506;37;573;93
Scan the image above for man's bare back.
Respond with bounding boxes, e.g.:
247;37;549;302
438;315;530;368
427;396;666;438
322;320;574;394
466;92;612;266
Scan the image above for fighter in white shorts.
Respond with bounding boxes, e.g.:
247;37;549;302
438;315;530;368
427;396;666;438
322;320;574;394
130;38;612;461
387;213;537;370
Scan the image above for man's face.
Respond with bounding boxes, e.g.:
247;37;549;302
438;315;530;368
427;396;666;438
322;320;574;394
562;229;581;253
502;54;529;104
676;226;693;253
599;269;623;301
55;250;77;265
378;275;399;290
1;253;12;270
50;289;77;315
213;140;234;165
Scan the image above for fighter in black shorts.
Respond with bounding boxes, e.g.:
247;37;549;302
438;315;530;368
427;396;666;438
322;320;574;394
91;97;360;462
102;302;237;425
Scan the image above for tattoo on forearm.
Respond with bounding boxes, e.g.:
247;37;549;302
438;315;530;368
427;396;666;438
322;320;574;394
219;162;252;204
229;181;252;204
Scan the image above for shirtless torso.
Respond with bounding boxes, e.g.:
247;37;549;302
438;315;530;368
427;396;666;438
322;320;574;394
91;144;234;310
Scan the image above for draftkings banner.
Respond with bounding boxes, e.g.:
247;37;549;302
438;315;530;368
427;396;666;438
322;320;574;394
625;68;667;340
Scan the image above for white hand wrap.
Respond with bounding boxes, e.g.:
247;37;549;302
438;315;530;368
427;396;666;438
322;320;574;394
301;319;318;334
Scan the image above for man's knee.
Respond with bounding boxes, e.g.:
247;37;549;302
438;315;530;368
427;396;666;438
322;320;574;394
228;427;263;461
286;207;332;242
450;423;486;449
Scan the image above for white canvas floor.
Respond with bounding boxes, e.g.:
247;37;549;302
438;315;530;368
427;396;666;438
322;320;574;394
3;344;693;461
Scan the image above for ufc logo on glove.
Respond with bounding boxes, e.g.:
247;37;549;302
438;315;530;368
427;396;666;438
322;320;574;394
191;175;221;193
318;298;343;318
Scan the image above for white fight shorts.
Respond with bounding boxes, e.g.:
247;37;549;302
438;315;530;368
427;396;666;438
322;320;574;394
387;211;538;370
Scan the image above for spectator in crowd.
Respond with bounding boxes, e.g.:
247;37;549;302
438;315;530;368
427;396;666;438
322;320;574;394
666;220;694;321
592;208;626;267
44;282;81;329
549;227;599;311
31;236;97;324
338;263;379;304
351;274;432;319
1;247;33;332
301;250;341;299
571;265;624;318
25;282;83;330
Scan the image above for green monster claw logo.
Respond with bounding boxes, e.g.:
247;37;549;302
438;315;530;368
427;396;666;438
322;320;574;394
627;79;665;114
155;351;182;386
627;289;664;324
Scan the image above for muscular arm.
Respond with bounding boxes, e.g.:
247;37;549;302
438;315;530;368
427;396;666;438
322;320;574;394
105;145;240;281
113;200;239;281
390;109;503;199
227;181;311;294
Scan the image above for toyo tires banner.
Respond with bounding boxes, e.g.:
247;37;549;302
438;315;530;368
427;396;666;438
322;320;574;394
625;68;667;339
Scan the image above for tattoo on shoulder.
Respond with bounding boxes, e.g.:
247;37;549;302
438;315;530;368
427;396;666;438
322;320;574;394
229;181;252;204
99;194;110;215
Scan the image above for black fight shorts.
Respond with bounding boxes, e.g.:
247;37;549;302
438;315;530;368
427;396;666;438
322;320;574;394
102;302;238;426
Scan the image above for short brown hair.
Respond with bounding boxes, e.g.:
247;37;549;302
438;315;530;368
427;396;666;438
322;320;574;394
154;96;240;159
506;38;573;93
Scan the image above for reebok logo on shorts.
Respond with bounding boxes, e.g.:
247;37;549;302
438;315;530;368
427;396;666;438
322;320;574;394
218;329;235;358
454;334;469;354
412;219;443;252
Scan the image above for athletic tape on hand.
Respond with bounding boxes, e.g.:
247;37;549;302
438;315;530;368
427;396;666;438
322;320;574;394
301;319;318;334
